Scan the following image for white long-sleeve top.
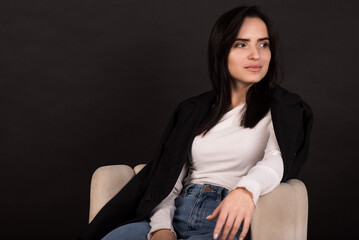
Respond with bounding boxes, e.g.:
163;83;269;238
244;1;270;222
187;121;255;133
148;104;284;239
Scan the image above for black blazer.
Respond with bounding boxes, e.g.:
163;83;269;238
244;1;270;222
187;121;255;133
78;85;313;240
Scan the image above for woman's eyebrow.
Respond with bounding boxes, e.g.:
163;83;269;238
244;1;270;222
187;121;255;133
235;37;270;42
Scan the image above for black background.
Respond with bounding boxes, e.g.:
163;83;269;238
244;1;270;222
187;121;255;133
1;0;358;239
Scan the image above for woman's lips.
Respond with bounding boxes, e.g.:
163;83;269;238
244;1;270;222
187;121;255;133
245;65;262;72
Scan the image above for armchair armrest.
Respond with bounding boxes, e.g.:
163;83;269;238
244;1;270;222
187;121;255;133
89;165;135;223
250;179;308;240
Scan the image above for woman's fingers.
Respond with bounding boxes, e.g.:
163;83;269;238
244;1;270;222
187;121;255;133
213;209;228;239
239;214;252;240
206;204;221;221
227;215;243;240
219;213;237;240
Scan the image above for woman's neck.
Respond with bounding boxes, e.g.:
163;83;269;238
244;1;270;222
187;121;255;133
230;82;253;109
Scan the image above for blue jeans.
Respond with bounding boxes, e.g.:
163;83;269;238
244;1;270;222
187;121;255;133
102;184;244;240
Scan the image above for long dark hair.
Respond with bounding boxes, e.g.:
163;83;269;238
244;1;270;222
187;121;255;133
196;6;281;136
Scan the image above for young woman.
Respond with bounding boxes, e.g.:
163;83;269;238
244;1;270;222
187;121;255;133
79;5;313;240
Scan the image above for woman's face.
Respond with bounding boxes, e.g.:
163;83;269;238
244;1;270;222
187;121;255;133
227;17;271;88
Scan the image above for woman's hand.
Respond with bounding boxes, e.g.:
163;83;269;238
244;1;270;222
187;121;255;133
206;187;255;240
151;229;176;240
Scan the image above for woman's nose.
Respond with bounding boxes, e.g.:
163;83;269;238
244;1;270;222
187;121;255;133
248;46;260;60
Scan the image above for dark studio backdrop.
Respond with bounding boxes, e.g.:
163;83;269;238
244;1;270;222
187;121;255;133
0;0;358;239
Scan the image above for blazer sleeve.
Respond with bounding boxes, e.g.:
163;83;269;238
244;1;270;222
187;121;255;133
284;100;313;181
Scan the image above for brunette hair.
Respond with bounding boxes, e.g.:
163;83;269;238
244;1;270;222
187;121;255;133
196;6;281;136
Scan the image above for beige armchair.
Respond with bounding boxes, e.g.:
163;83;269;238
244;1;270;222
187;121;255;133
89;164;308;240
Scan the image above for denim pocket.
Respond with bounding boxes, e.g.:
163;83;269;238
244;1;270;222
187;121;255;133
179;184;197;197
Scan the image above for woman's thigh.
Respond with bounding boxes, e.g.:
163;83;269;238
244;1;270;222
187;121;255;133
102;220;150;240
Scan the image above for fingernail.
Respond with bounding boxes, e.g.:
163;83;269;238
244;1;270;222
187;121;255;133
206;215;211;219
213;233;219;239
240;238;244;240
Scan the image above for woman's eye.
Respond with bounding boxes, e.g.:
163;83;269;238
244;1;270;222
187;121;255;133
260;42;269;48
235;43;246;48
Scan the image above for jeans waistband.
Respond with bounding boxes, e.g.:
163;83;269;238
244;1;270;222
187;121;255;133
181;184;229;201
